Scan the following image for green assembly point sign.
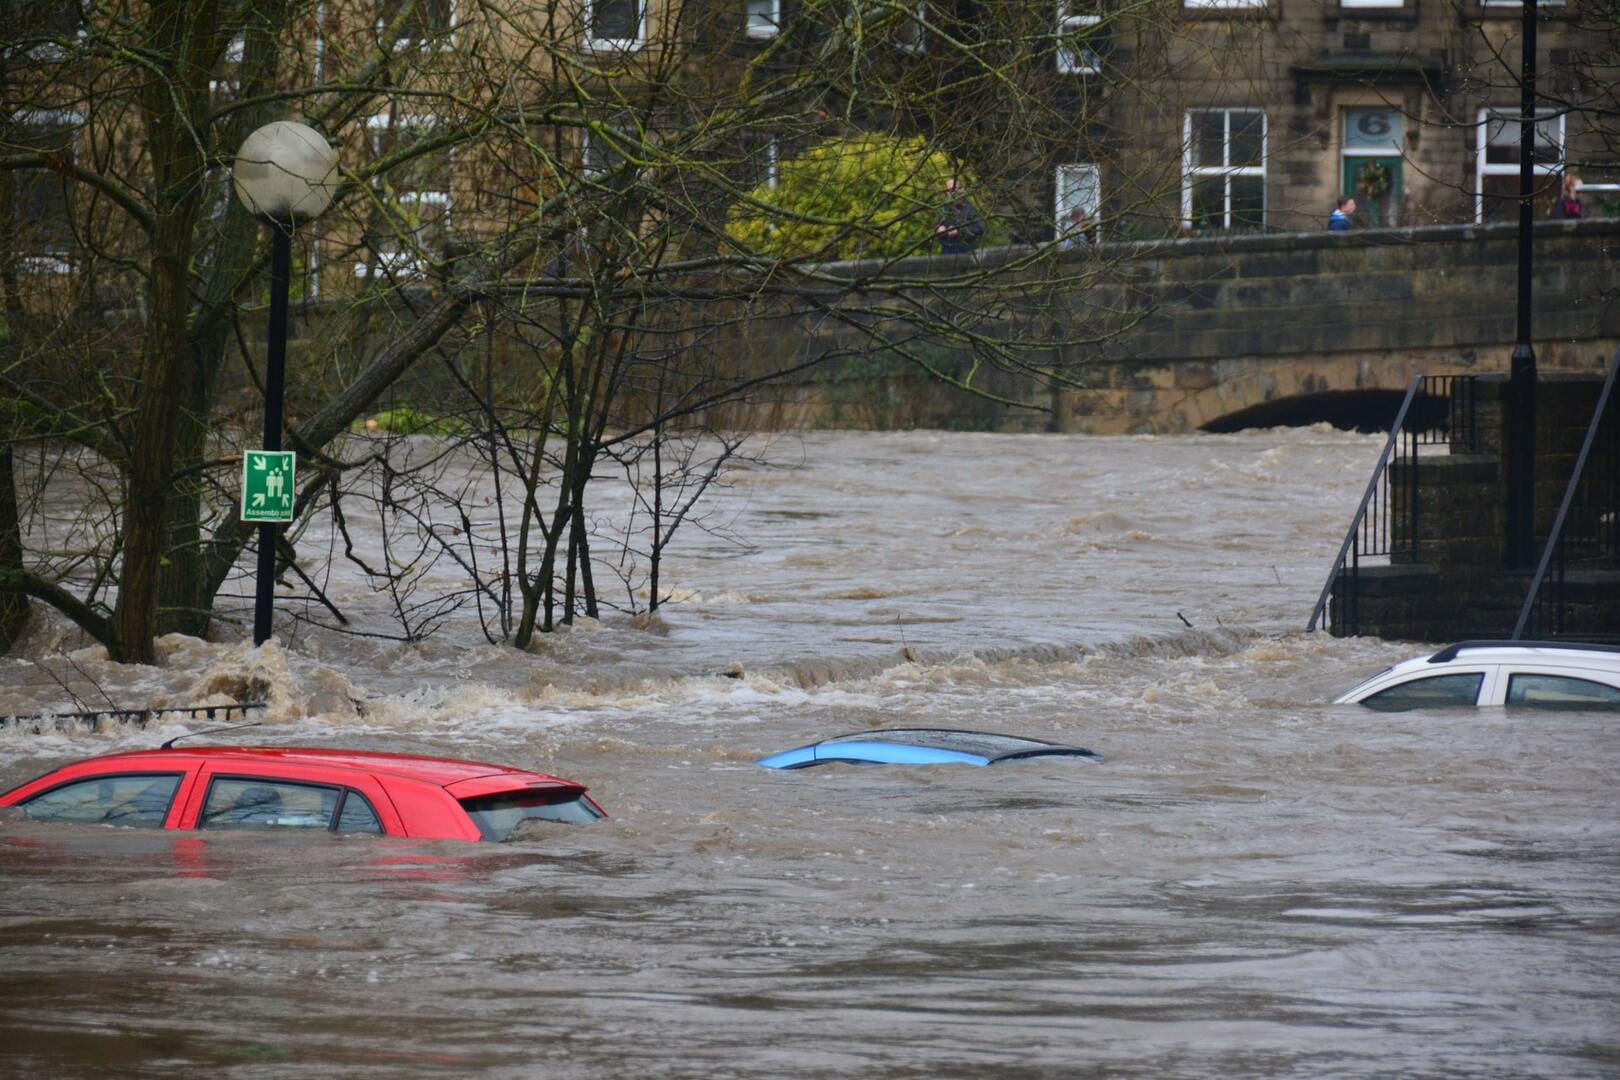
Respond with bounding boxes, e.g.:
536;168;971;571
241;450;295;523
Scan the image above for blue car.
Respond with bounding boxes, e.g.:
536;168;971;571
757;728;1101;770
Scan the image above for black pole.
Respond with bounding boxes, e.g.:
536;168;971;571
1507;0;1538;568
254;225;292;646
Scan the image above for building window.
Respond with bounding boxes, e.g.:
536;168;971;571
1054;163;1099;242
358;112;451;279
377;0;453;47
1341;107;1404;227
1341;0;1402;8
746;0;779;37
1481;0;1562;7
583;124;635;177
1475;106;1563;223
1056;3;1100;74
1183;0;1266;10
1183;108;1265;231
210;35;244;99
10;110;82;272
587;0;642;49
16;0;82;54
742;135;779;190
894;1;925;53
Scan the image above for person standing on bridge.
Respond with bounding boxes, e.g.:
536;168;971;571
937;177;986;255
1328;196;1355;232
1551;173;1582;220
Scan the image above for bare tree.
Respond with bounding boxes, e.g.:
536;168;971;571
2;0;1195;660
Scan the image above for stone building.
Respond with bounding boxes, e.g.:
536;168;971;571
4;0;1614;283
1048;0;1615;239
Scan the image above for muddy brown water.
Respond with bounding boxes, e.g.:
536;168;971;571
2;429;1616;1078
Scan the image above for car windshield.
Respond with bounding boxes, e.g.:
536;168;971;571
821;729;1064;758
459;790;603;842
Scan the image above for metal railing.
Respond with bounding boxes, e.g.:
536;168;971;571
1513;351;1620;641
1307;374;1478;634
0;701;265;733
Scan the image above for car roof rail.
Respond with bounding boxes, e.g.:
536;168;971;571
1427;640;1620;663
161;719;264;750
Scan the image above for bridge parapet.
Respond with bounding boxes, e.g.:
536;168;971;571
730;219;1620;434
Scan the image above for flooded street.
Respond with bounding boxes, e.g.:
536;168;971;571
2;429;1617;1078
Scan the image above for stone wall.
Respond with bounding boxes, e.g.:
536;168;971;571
727;218;1620;434
242;219;1620;436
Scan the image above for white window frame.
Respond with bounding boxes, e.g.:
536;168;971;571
360;112;452;278
376;0;456;50
1182;107;1267;230
584;0;644;51
757;138;779;189
1054;163;1100;240
1481;0;1562;7
746;0;780;37
1056;4;1100;74
1341;107;1404;157
1474;106;1564;223
894;0;926;54
1340;0;1403;9
1183;0;1266;9
210;35;245;97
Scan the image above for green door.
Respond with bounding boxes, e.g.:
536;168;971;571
1343;156;1403;228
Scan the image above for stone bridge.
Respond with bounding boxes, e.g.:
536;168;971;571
734;219;1620;434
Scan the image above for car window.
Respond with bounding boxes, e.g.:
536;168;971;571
335;790;384;834
459;791;604;842
21;773;182;828
1506;673;1620;710
821;730;1056;757
1362;672;1485;711
202;777;341;831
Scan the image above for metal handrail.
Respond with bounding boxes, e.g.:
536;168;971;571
0;701;265;731
1512;350;1620;639
1306;375;1424;631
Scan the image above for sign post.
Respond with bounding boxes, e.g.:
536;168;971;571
241;451;296;524
233;122;336;648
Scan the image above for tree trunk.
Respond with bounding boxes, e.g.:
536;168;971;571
112;0;220;663
0;448;29;651
115;208;199;663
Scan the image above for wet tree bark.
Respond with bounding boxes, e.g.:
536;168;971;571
0;448;28;651
110;0;228;663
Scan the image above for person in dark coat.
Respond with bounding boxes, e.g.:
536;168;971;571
936;177;986;254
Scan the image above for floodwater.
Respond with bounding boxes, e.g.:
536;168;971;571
1;429;1616;1078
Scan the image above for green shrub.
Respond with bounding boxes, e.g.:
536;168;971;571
364;407;464;435
726;134;985;261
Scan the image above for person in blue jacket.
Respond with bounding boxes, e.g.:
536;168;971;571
1329;196;1355;232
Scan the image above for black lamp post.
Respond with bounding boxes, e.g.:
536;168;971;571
231;121;338;646
1507;0;1538;569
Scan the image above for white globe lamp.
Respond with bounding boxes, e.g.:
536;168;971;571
232;121;338;224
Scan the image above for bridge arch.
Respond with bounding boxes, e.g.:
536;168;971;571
1201;387;1452;434
1131;355;1469;435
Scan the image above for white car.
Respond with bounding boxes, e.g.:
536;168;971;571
1335;641;1620;711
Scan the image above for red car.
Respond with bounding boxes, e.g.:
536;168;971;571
0;746;605;842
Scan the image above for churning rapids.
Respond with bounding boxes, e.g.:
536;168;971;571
1;428;1616;1078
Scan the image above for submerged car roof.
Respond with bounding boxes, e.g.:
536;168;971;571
758;728;1101;769
1374;641;1620;679
69;746;557;788
1422;641;1620;664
